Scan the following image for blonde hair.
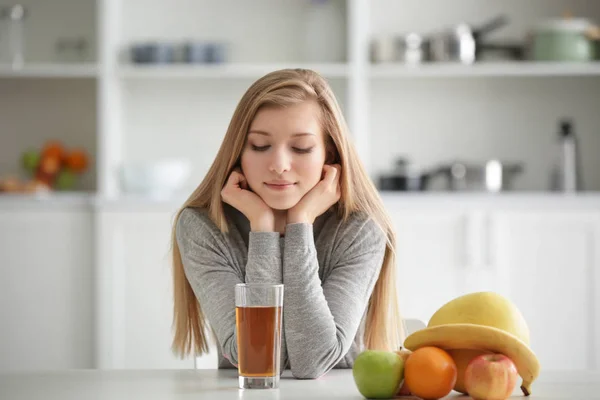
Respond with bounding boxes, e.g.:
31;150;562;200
171;68;404;358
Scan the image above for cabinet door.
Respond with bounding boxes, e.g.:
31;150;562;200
491;211;600;371
0;209;94;372
97;211;217;369
387;208;470;325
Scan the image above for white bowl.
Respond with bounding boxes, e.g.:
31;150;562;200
119;159;191;198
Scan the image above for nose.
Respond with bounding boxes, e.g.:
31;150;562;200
268;147;291;175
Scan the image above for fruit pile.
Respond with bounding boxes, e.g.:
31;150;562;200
0;140;90;193
352;291;540;400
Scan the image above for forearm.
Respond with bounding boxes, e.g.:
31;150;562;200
243;231;288;371
281;223;346;379
245;232;283;283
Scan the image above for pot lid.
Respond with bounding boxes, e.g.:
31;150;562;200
535;18;595;33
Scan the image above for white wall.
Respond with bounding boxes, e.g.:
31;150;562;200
369;0;600;190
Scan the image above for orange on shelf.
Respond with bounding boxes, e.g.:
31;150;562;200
41;140;66;162
64;149;89;173
404;346;457;400
38;155;61;176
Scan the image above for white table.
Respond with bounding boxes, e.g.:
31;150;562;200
1;369;600;399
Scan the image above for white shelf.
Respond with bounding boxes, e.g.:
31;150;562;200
117;63;350;79
0;63;98;78
370;62;600;78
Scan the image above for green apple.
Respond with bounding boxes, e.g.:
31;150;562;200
55;169;77;191
352;350;405;399
21;150;40;172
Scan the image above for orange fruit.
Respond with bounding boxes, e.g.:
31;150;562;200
404;346;457;400
64;149;89;173
446;349;492;394
41;140;65;161
38;155;61;176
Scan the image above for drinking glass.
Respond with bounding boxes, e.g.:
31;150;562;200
235;283;284;389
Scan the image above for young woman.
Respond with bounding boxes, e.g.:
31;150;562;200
171;68;404;379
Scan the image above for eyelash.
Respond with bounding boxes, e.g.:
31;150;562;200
251;145;313;154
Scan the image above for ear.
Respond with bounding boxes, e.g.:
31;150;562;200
325;147;337;165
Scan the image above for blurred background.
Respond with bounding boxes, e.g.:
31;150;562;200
0;0;599;376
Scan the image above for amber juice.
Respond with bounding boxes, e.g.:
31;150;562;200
235;306;282;377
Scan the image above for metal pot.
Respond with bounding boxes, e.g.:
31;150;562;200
378;158;435;191
428;15;510;64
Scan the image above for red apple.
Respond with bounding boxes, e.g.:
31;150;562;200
464;354;518;400
395;349;413;396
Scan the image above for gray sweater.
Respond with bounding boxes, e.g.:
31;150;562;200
176;204;386;379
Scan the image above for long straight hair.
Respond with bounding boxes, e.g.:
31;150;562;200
171;68;404;358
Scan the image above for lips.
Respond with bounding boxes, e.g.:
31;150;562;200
264;181;296;190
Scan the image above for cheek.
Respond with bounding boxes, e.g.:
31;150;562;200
295;155;325;184
240;152;260;183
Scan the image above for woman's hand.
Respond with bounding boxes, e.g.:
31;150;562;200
221;169;275;232
287;164;341;225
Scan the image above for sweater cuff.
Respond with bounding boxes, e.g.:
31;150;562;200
248;231;281;256
247;232;282;283
284;223;314;246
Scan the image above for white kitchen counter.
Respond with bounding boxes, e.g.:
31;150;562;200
1;369;599;400
1;191;599;212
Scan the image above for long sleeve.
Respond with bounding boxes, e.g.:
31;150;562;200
281;215;386;379
245;231;282;283
176;208;285;367
244;231;288;370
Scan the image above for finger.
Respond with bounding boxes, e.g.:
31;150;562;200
323;164;340;184
239;174;249;190
225;171;242;188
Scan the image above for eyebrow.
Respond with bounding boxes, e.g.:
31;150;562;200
248;130;315;137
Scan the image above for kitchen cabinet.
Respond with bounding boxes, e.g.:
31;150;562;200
389;210;469;324
386;199;600;372
490;211;600;372
0;207;94;372
95;210;217;369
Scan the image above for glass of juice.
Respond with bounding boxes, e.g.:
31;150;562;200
235;283;284;390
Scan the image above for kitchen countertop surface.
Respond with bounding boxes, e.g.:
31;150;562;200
1;191;600;212
1;369;599;400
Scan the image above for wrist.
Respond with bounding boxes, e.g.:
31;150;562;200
287;211;313;225
250;214;275;232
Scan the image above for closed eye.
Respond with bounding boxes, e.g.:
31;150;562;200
251;145;270;152
293;147;313;154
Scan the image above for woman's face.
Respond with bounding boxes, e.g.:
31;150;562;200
240;100;328;211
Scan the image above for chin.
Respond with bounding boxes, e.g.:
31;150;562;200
264;198;299;211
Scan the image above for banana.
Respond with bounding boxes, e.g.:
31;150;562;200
403;323;540;396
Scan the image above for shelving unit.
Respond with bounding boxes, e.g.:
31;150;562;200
1;0;600;198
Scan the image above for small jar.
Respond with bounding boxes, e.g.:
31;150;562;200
0;4;27;68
